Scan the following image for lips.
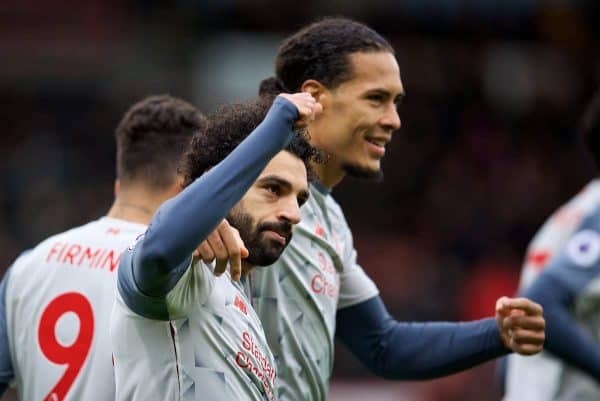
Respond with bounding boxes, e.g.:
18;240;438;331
364;136;389;158
263;230;287;245
261;228;292;245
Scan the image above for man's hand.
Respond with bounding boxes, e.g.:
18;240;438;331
193;220;249;281
496;296;545;355
278;93;323;128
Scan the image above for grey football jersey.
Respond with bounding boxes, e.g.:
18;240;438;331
252;183;379;401
113;247;276;401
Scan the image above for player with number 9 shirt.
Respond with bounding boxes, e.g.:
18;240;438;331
0;95;205;401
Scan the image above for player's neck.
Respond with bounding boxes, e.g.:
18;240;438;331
311;160;345;190
107;186;178;225
106;201;154;225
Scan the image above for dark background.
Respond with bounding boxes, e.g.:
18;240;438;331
1;1;599;400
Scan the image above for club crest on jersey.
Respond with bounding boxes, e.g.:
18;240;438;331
566;229;600;268
233;295;248;315
127;232;146;252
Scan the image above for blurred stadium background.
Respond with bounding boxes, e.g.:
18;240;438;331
1;1;599;400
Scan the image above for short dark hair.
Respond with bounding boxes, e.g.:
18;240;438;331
115;95;206;189
581;89;600;168
259;17;394;95
180;96;322;188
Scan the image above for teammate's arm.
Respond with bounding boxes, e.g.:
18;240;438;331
521;219;600;381
336;295;507;379
336;207;542;378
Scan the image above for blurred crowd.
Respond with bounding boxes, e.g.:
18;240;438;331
1;1;599;400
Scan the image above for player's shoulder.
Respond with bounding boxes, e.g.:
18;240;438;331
39;217;145;248
11;217;145;273
555;179;600;223
563;207;600;264
546;207;600;274
5;249;34;275
527;180;600;251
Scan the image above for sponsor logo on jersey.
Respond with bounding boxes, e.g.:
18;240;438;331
310;252;340;299
566;229;600;268
235;331;275;400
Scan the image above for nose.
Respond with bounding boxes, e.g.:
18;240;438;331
278;197;302;226
381;102;401;131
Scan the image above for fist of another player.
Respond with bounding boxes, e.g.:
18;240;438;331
278;93;322;128
495;296;545;355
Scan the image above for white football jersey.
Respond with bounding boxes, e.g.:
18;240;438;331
4;217;146;401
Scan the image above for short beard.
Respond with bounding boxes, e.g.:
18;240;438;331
227;211;292;266
342;163;384;182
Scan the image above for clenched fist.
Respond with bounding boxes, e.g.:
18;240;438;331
278;93;322;128
495;296;545;355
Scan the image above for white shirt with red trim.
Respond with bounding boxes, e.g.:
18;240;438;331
4;217;146;401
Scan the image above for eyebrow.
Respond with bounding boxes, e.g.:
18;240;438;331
258;175;292;190
366;88;406;103
394;92;406;104
258;175;309;202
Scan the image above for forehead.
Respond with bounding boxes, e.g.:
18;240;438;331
258;151;308;191
339;51;404;95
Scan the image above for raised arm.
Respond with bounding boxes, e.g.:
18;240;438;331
132;96;301;298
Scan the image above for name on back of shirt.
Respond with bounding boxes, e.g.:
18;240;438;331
45;241;122;272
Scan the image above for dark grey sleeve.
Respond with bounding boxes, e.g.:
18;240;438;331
336;296;507;380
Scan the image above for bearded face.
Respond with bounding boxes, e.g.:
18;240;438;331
227;208;293;266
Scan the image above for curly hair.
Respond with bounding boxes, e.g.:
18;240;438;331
259;17;394;95
180;96;322;188
115;95;206;189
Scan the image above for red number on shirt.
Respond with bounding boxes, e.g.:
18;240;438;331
38;292;94;401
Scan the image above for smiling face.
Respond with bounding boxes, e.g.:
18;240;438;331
227;151;309;266
307;51;404;186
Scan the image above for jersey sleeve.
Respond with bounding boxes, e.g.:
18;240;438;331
336;212;379;310
164;258;216;320
521;208;600;380
117;244;215;320
336;296;507;379
536;212;600;293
